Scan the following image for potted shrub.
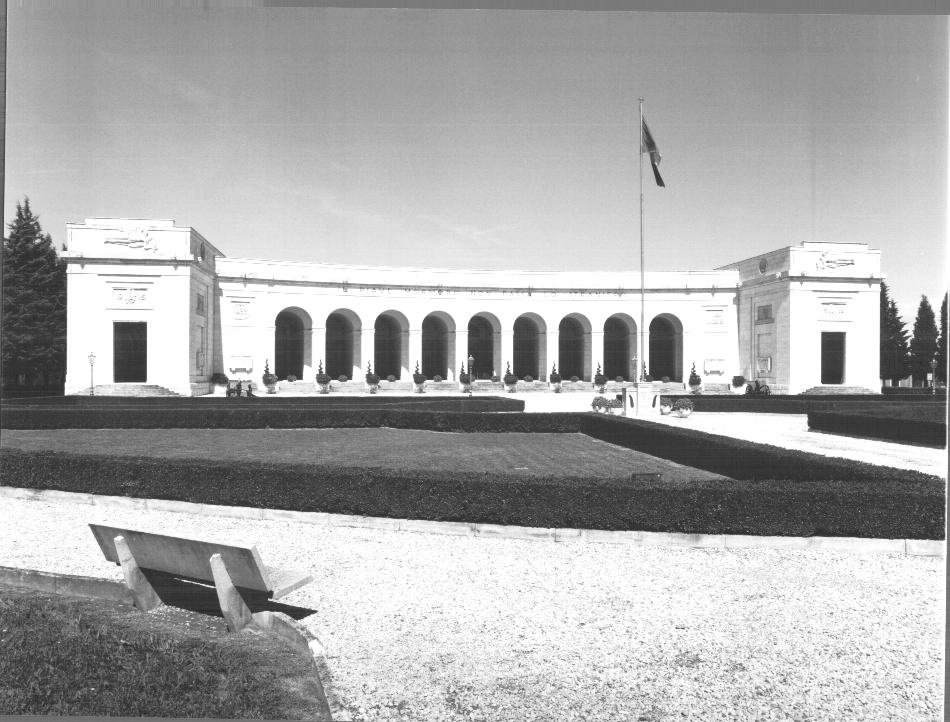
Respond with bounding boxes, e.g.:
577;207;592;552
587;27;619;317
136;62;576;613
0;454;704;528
458;364;472;393
688;363;702;394
211;372;229;396
549;365;562;393
365;363;380;394
491;373;500;383
523;374;534;383
672;398;694;418
412;362;426;393
570;375;580;384
593;363;606;393
661;375;670;384
659;399;673;415
503;363;518;393
337;374;348;383
316;361;331;394
614;375;624;384
261;360;278;394
731;375;746;395
433;374;443;383
386;374;397;383
285;374;297;383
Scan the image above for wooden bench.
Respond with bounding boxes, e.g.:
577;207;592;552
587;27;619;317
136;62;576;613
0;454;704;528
89;524;312;632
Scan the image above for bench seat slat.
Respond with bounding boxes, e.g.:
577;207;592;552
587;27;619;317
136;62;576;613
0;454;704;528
263;565;314;599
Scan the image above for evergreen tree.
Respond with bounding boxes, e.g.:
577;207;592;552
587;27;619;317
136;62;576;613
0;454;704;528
879;281;910;385
909;294;939;386
936;292;948;384
1;198;67;389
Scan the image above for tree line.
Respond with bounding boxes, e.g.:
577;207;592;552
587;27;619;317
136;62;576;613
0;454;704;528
880;281;947;387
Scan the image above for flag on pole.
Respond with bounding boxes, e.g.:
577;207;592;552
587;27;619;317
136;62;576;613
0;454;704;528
641;118;665;188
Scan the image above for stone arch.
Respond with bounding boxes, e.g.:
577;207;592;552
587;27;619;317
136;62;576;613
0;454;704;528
467;312;500;380
604;313;637;381
325;308;361;380
274;307;312;380
649;313;684;382
375;310;410;380
558;313;592;380
422;312;455;379
513;313;546;380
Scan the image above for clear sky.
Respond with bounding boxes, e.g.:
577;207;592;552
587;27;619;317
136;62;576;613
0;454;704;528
5;6;947;320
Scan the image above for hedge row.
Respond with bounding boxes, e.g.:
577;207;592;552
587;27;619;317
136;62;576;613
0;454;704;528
659;394;948;415
882;387;948;397
807;411;947;448
577;414;942;484
1;448;943;539
0;395;524;411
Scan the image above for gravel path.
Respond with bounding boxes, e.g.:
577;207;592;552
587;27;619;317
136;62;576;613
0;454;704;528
4;496;943;721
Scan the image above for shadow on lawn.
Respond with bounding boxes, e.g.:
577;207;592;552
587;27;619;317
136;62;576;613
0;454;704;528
143;569;316;620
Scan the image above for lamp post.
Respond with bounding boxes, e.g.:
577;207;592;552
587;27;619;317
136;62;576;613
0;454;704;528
468;354;474;393
88;352;96;396
930;357;938;395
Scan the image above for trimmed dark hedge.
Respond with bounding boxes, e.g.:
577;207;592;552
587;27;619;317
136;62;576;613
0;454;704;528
577;414;941;484
882;387;947;397
659;394;948;415
1;448;943;539
808;411;947;448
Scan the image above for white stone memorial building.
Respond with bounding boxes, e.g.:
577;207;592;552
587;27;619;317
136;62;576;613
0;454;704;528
62;218;883;396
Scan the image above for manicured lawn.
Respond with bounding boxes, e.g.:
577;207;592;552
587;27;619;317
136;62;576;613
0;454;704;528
0;586;329;719
0;428;728;482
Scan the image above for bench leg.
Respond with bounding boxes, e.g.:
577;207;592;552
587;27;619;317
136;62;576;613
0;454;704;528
113;535;163;612
210;553;256;633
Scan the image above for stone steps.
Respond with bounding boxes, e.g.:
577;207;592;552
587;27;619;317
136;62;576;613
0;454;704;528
801;386;878;395
80;384;182;397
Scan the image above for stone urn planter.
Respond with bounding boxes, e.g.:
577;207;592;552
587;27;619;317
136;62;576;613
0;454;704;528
413;364;426;393
671;399;694;418
659;403;673;415
262;362;278;395
365;370;380;394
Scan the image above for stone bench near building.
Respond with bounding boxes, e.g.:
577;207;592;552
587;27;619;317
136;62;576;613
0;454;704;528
88;523;313;632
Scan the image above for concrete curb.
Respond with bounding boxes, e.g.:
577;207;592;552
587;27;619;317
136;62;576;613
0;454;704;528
2;485;944;557
0;564;134;604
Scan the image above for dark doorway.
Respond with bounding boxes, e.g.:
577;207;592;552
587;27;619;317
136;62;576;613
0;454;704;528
467;316;494;379
649;316;681;382
558;317;584;380
422;315;448;379
821;332;846;384
275;311;304;380
375;315;402;379
113;322;147;382
513;317;540;379
326;313;354;379
604;317;631;380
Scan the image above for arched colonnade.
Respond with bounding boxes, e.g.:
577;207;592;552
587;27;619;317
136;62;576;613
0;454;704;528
273;307;685;383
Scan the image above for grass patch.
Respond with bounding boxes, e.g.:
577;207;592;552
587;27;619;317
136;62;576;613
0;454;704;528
0;586;329;719
0;428;726;483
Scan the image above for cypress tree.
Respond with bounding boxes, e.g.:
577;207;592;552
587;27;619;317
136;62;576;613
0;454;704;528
1;198;67;390
909;294;939;386
936;292;948;384
879;281;910;385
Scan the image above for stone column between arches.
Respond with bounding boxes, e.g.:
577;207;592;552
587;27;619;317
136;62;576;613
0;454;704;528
408;328;423;379
454;330;468;382
312;325;326;381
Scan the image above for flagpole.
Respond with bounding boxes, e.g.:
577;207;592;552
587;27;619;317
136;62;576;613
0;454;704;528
638;97;645;382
